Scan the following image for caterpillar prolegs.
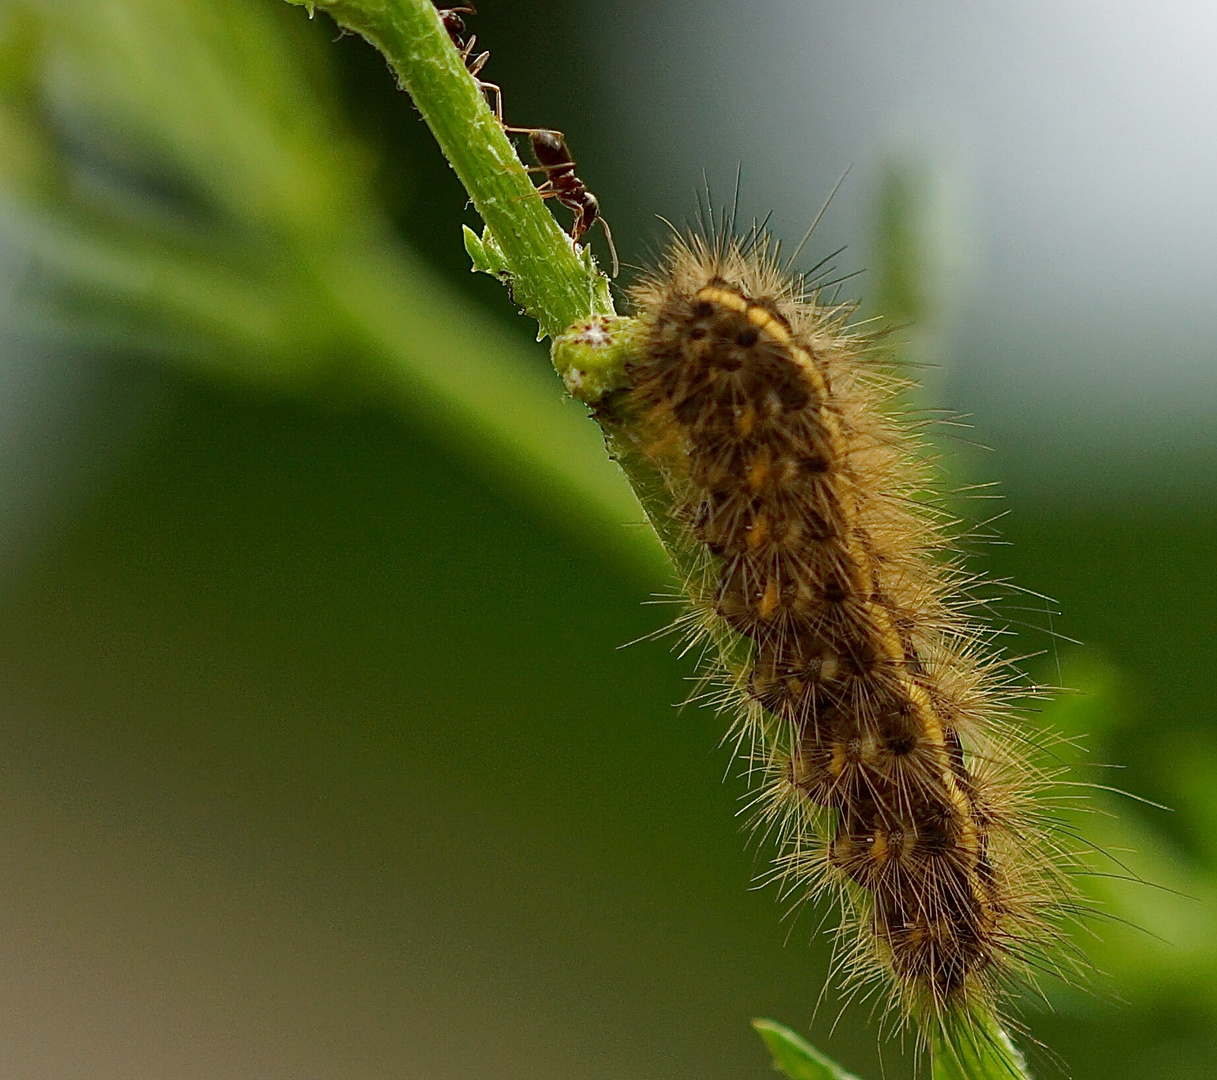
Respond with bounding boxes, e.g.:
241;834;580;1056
585;225;1087;1039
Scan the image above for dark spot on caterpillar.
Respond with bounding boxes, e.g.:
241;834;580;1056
932;952;969;998
844;636;879;673
589;387;629;426
710;350;743;372
692;300;714;318
974;850;997;891
944;727;969;786
674;384;715;425
823;577;848;604
776;378;812;412
737;326;760;347
914;818;956;856
887;734;917;756
795;507;833;542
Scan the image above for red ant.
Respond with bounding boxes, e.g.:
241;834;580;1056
435;4;502;120
433;7;617;277
506;127;619;277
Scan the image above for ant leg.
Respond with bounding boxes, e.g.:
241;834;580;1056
480;80;502;121
502;124;566;140
510;184;557;202
568;205;588;243
466;49;490;78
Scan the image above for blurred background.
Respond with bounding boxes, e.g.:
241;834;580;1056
0;0;1215;1077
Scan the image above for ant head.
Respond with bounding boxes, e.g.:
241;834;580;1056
440;11;466;36
438;4;475;36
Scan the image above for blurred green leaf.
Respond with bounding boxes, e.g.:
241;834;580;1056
0;0;665;578
1030;655;1217;1013
874;157;934;333
752;1018;865;1080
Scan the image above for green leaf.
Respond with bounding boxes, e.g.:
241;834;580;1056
751;1018;866;1080
463;223;512;280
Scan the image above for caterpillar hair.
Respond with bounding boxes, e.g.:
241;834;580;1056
591;209;1093;1050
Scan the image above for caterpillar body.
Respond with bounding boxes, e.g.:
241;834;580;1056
588;225;1085;1042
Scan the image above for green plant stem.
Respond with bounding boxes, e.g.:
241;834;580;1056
285;0;613;340
930;1011;1030;1080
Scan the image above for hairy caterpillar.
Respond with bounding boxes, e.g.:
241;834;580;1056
585;220;1089;1044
